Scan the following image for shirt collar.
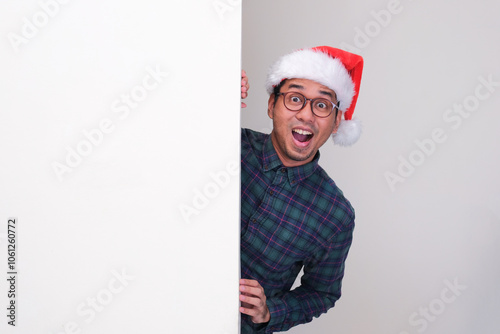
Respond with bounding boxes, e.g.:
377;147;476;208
261;134;320;185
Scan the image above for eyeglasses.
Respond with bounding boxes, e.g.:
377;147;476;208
276;92;339;118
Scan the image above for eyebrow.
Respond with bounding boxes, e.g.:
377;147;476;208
287;84;305;90
319;90;334;99
287;84;336;100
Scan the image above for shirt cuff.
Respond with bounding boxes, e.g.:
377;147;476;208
251;321;268;333
263;297;287;333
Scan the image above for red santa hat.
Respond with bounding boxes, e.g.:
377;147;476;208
266;46;364;146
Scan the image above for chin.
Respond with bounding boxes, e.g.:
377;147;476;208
288;147;315;162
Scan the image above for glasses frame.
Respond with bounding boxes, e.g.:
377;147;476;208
276;91;339;118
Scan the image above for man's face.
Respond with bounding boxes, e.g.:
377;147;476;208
268;78;342;167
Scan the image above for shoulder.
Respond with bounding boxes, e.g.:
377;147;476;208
241;128;267;145
241;128;268;158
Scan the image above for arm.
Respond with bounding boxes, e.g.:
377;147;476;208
264;223;354;333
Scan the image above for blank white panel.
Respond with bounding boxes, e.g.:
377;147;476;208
0;1;241;333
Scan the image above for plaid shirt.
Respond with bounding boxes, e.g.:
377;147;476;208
240;128;355;333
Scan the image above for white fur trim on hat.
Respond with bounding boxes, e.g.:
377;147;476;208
266;49;356;112
332;117;362;146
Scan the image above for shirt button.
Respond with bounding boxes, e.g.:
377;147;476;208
251;218;257;223
280;168;286;173
269;190;274;195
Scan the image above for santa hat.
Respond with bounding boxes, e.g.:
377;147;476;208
266;46;364;146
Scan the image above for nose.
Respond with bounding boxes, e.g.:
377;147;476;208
295;100;315;123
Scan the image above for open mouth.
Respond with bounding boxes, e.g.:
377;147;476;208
292;128;313;143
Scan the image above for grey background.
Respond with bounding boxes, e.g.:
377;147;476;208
242;1;500;333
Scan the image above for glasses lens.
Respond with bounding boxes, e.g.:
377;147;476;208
312;99;334;117
284;93;305;110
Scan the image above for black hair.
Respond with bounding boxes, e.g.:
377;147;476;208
272;79;287;103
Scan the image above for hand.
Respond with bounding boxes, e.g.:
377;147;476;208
239;279;270;324
241;69;250;108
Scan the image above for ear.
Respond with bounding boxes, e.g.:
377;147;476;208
332;110;343;134
267;94;276;119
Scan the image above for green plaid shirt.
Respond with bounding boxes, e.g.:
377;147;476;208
241;128;355;333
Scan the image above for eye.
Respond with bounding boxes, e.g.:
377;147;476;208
315;100;329;109
290;95;303;104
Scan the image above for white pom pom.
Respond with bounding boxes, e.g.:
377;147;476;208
332;118;362;146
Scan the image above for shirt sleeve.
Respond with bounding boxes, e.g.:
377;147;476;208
262;220;355;333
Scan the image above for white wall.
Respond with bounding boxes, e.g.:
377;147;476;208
242;1;500;333
0;1;241;333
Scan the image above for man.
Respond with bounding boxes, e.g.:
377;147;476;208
239;46;364;333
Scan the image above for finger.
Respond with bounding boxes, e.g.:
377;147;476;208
240;284;264;298
241;102;247;108
240;279;264;293
242;79;249;90
240;293;265;309
240;304;264;318
240;306;269;324
241;291;253;297
240;279;260;287
241;70;249;91
240;305;258;317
